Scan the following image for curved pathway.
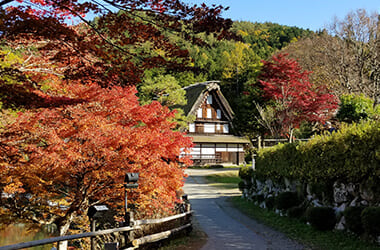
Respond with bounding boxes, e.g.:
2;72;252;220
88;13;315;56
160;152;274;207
183;168;306;250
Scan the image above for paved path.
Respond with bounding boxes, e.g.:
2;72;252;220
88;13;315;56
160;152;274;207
183;168;306;250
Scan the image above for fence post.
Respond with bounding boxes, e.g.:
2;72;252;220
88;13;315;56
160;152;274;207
90;219;96;250
126;211;134;244
183;196;192;235
258;136;262;149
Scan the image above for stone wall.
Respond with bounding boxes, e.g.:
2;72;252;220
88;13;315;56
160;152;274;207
241;175;379;231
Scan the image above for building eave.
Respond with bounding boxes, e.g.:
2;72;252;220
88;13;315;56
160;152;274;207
187;135;251;144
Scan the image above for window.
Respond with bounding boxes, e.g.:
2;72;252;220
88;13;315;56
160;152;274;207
204;123;215;133
189;123;195;133
197;108;202;118
223;124;229;133
190;145;200;156
207;108;212;118
207;95;212;104
201;144;215;154
216;124;221;131
216;109;221;119
227;144;238;152
216;144;226;152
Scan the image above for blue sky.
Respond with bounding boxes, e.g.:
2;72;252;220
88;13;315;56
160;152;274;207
183;0;380;31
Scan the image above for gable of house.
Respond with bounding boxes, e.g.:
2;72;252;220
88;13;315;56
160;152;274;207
176;81;251;165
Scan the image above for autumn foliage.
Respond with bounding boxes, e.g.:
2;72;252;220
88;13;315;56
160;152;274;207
0;81;192;235
258;54;338;137
0;0;233;239
0;0;233;86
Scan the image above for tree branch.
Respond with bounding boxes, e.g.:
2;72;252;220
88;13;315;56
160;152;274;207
0;0;14;7
51;0;143;60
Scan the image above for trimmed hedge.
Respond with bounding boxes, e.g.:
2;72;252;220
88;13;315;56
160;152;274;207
265;196;275;210
306;207;337;231
275;192;300;211
255;120;380;185
288;206;305;219
361;207;380;236
238;166;254;180
344;206;365;235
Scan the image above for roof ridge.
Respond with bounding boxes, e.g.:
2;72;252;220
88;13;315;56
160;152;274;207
183;80;220;90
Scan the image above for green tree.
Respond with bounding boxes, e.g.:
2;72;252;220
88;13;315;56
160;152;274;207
337;94;380;123
231;21;313;59
139;74;186;106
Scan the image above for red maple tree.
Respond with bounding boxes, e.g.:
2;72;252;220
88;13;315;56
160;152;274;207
258;54;338;139
0;81;192;237
0;0;233;243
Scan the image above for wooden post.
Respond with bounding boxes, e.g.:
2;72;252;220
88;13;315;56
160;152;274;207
258;136;262;149
186;203;192;235
90;219;96;250
122;211;134;247
252;154;256;170
128;211;134;243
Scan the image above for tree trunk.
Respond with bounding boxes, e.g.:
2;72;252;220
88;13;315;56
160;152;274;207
289;128;294;143
57;213;76;250
57;223;69;250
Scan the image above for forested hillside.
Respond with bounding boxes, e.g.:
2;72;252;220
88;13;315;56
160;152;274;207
139;10;379;141
136;19;315;136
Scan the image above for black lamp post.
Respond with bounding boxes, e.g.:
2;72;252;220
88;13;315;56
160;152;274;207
124;173;139;225
87;204;110;250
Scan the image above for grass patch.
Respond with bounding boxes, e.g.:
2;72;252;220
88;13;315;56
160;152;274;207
188;165;224;169
205;171;240;189
230;196;380;250
188;164;250;169
205;171;240;184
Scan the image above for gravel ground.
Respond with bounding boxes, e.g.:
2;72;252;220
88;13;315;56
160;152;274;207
183;168;306;250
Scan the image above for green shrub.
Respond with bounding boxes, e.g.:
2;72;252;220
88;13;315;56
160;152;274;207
361;207;380;236
336;94;376;123
244;147;256;163
294;121;314;139
265;196;275;210
306;207;337;231
288;206;305;219
344;206;365;235
238;181;246;191
256;143;298;180
239;166;253;180
255;120;379;185
309;182;334;204
275;192;300;211
210;164;223;168
252;194;265;203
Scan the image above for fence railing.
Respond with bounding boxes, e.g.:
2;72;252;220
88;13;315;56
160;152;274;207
0;226;136;250
0;206;192;250
251;138;310;148
190;154;222;165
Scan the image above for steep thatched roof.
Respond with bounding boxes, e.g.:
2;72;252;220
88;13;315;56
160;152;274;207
174;81;234;121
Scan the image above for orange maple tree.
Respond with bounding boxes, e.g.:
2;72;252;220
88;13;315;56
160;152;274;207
0;81;192;236
0;0;232;240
